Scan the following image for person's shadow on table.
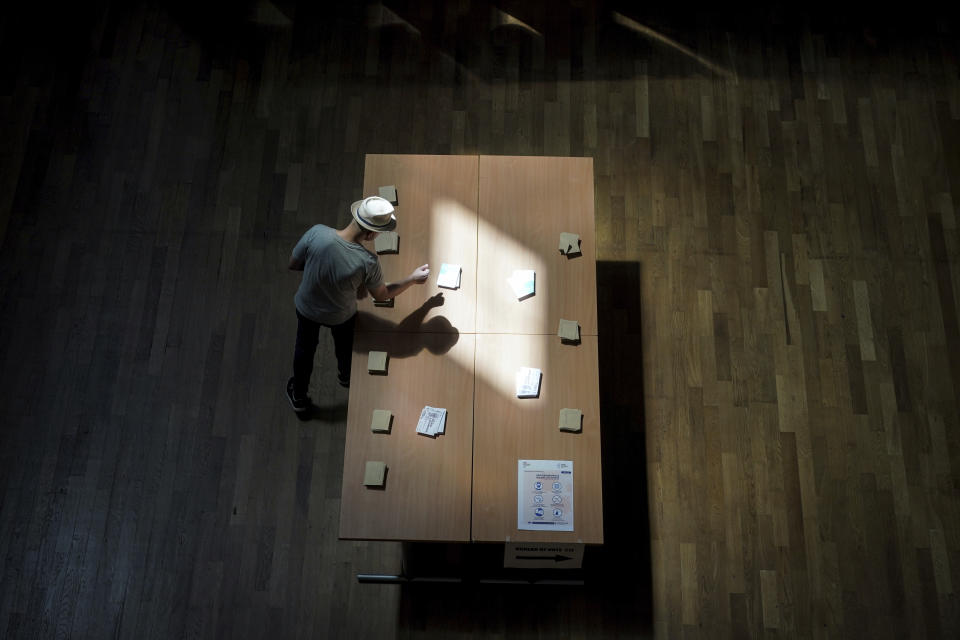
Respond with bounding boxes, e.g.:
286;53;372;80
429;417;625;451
298;295;457;422
354;292;460;358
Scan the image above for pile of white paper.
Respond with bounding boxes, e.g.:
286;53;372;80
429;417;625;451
515;367;542;398
416;406;447;436
437;263;462;289
508;269;535;299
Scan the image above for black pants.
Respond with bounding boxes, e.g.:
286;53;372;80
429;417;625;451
292;310;356;397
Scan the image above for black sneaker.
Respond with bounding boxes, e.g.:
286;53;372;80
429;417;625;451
337;372;350;388
286;377;310;412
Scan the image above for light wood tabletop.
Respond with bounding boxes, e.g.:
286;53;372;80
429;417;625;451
477;156;598;336
339;331;476;542
341;154;603;544
358;154;479;334
471;334;603;544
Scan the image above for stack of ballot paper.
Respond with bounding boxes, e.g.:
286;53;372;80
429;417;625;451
557;318;580;342
370;409;392;433
437;263;462;289
378;185;398;205
508;269;536;299
515;367;542;398
363;461;387;487
558;408;583;432
416;406;447;436
374;231;399;254
368;351;388;373
558;232;581;255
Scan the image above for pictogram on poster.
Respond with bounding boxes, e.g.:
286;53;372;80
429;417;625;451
517;460;574;532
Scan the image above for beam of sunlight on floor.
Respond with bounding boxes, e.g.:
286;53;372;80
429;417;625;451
612;11;736;80
248;1;292;27
490;7;543;38
366;4;483;86
367;2;421;35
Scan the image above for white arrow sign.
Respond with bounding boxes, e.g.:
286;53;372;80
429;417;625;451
503;542;584;569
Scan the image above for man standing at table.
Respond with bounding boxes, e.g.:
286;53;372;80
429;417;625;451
286;196;429;413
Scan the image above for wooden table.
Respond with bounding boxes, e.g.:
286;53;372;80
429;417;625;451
340;331;475;541
357;154;478;334
472;334;603;543
477;156;598;336
339;154;603;545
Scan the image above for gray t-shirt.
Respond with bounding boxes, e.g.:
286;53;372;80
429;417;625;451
292;225;384;325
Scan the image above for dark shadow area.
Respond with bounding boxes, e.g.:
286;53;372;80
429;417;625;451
7;0;952;99
297;402;348;423
393;542;648;635
62;0;948;90
593;259;652;631
394;543;644;635
397;579;589;635
396;541;587;582
355;293;460;357
0;1;264;77
314;0;959;83
0;3;110;238
391;261;651;635
149;0;270;67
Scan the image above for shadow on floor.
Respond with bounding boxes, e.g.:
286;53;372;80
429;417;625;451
297;402;348;422
389;260;652;636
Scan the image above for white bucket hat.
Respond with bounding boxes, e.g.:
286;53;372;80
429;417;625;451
350;196;397;232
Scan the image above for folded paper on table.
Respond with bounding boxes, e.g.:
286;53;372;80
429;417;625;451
508;269;535;299
416;406;447;437
371;409;392;433
558;408;582;432
437;263;462;289
558;232;581;255
515;367;542;398
368;351;388;373
364;461;387;487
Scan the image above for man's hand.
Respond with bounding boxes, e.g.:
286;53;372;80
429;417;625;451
410;264;430;283
369;263;431;301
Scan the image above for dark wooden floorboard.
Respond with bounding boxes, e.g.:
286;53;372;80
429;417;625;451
2;1;960;638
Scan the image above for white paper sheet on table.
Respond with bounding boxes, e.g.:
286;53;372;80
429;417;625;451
515;367;542;398
507;269;535;299
437;263;462;289
517;460;574;531
416;406;447;437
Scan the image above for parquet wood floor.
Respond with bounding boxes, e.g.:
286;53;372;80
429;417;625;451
1;1;958;638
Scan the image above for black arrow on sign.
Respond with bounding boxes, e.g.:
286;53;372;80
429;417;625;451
516;555;573;562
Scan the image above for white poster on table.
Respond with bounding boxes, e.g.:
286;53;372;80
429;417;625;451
517;460;574;532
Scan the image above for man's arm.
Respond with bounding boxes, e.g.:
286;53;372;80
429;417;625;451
368;264;430;301
289;228;312;270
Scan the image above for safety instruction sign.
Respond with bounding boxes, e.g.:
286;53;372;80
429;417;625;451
517;460;574;531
